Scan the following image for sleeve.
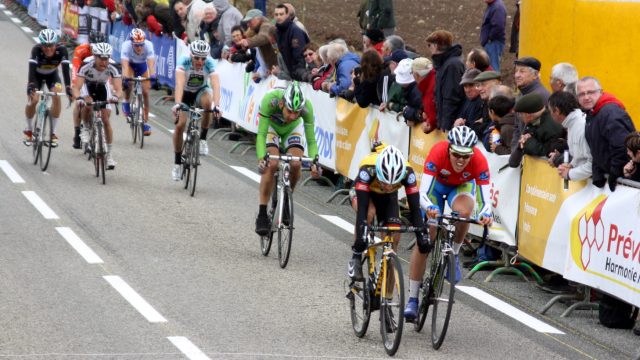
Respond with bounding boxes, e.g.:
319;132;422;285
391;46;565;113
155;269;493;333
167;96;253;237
440;63;465;130
28;47;38;84
605;109;636;178
568;137;593;181
60;47;71;87
419;173;437;211
522;132;546;156
120;41;131;61
488;5;506;41
247;24;271;48
354;166;373;250
330;59;357;95
302;101;318;158
255;94;274;159
402;167;425;228
109;64;122;78
146;15;163;36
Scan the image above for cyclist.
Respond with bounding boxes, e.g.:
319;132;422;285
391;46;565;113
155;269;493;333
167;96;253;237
347;143;428;281
71;31;106;149
24;29;72;147
403;125;493;320
171;40;221;181
254;82;320;236
121;28;156;136
72;42;122;170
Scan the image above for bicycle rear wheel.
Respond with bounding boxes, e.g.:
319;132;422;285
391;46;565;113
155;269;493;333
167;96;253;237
380;253;405;356
32;114;42;165
189;138;199;197
39;110;53;171
349;254;371;337
277;187;293;268
260;181;278;256
430;243;455;349
415;275;432;332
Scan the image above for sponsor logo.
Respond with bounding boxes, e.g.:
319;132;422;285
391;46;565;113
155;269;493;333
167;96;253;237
407;172;416;185
315;126;334;159
287;135;301;145
355;182;369;191
479;171;489;181
426;161;436;172
440;169;450;176
462;172;471;179
359;170;370;182
571;195;607;270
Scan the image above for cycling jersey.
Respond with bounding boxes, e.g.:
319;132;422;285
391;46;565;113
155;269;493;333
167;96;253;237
71;43;92;82
120;40;155;64
77;60;121;85
28;44;71;88
176;55;216;93
256;89;318;159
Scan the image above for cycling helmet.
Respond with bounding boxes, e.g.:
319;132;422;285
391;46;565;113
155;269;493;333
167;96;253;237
38;29;59;45
284;81;306;112
190;40;210;57
375;145;407;185
130;28;146;44
89;31;107;44
448;125;478;155
92;42;113;57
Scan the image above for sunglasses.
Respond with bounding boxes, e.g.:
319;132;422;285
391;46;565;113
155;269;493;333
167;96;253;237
193;56;206;61
97;56;110;60
133;43;145;47
450;151;471;160
42;44;56;48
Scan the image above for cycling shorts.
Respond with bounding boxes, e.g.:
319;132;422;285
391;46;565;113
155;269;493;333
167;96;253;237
369;191;400;225
426;180;477;213
182;86;211;107
31;72;61;94
265;121;305;153
130;62;149;77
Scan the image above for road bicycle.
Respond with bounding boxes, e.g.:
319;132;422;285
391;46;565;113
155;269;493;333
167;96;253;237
259;154;315;269
177;105;217;197
348;222;422;356
125;76;150;148
30;90;64;171
412;211;487;350
85;100;117;185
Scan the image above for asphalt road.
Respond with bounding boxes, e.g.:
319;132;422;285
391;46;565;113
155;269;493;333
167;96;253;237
0;4;638;359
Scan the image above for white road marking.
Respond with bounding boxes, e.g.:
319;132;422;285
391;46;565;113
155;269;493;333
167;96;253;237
10;17;21;24
230;166;261;183
22;191;58;219
103;276;167;323
3;10;11;15
21;26;32;33
167;337;210;360
319;215;354;234
32;36;39;43
55;227;103;264
456;286;565;334
149;112;156;118
0;4;6;9
0;160;25;183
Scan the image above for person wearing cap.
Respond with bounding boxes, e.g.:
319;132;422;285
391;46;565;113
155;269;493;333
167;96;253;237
549;62;578;95
454;68;483;130
353;50;384;108
508;92;565;167
273;3;309;81
363;28;385;56
411;57;437;133
426;30;465;131
238;9;278;72
379;58;416;114
576;76;636;191
514;56;549;102
480;0;507;72
394;59;423;127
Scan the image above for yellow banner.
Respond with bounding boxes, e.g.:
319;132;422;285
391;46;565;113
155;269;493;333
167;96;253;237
335;99;369;176
63;1;79;38
408;127;446;187
517;156;587;265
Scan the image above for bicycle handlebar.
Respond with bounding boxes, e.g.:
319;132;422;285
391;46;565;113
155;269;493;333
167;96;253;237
265;154;316;163
367;224;425;233
35;90;65;97
123;76;151;82
177;104;220;114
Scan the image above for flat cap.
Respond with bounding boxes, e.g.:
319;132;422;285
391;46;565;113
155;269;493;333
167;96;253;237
473;70;501;82
460;68;482;85
514;56;541;71
243;9;263;21
514;93;545;114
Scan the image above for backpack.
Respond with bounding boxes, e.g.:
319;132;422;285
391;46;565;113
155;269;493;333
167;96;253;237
599;293;638;329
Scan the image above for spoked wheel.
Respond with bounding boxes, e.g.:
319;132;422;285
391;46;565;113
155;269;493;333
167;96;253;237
349;255;371;337
130;101;138;145
137;94;144;149
431;249;456;350
32;116;42;165
189;139;199;197
414;275;433;332
95;124;106;185
380;253;405;356
182;139;192;189
277;188;293;268
39;110;53;171
260;185;278;256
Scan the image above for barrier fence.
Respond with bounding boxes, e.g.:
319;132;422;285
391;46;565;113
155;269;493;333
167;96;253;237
16;0;640;309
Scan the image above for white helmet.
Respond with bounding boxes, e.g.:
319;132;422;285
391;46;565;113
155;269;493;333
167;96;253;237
375;145;407;185
448;125;478;154
38;29;59;45
92;42;113;57
190;40;210;57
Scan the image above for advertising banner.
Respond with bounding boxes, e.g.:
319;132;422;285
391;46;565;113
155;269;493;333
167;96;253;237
154;35;176;88
408;127;446;186
62;0;79;38
334;99;370;178
36;0;48;26
109;20;133;64
306;85;337;170
76;5;88;43
47;0;61;30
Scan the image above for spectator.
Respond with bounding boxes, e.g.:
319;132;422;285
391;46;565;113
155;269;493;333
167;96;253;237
509;93;565;167
363;29;385;56
377;49;405;108
454;68;482;129
394;59;424;126
172;0;189;39
459;70;501;138
173;0;207;42
623;132;640;182
487;93;516;155
547;91;592;181
229;25;253;63
296;42;321;80
577;76;636;191
381;35;405;59
353;49;384;108
510;0;520;55
199;5;222;58
254;0;266;15
412;57;436;134
312;45;334;91
239;9;278;73
466;47;492;72
480;0;507;72
139;0;174;36
273;3;309;81
322;42;360;98
213;0;243;47
379;58;414;113
427;30;465;131
368;0;395;37
283;3;307;34
514;56;549;102
550;62;578;95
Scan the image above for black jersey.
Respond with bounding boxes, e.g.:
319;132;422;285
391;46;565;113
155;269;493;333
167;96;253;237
28;45;71;87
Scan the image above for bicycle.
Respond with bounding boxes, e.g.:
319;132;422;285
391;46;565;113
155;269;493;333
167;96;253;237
30;90;65;171
259;154;315;269
85;100;117;185
348;222;421;356
176;105;217;197
124;76;150;148
412;211;487;350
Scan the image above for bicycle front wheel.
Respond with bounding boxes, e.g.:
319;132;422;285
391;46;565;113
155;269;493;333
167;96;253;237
32;113;42;165
137;93;144;149
260;183;278;256
431;247;455;350
277;188;293;268
380;253;405;356
182;138;191;189
130;101;138;145
189;138;199;197
96;123;106;185
349;254;371;337
39;110;53;171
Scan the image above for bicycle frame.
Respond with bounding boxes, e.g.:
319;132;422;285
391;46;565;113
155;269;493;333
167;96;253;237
266;154;313;229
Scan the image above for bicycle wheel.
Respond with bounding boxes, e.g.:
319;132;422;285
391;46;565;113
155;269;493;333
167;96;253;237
189;138;199;197
137;93;144;149
182;136;192;189
415;238;441;332
349;254;371;337
277;187;293;268
32;113;42;165
380;253;405;356
260;181;278;256
96;123;106;185
130;99;138;145
39;110;53;171
430;239;455;349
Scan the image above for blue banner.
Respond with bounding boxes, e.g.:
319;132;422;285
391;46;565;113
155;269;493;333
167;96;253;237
20;0;31;9
109;20;133;64
155;35;176;88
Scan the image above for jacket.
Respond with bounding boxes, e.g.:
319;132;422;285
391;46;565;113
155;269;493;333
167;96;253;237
275;19;309;81
330;52;361;96
246;18;278;69
368;0;395;30
417;71;437;133
213;0;243;46
432;44;465;130
509;110;565;167
480;0;507;45
561;109;592;181
312;64;334;91
585;93;636;186
354;77;381;108
493;112;516;155
401;82;426;123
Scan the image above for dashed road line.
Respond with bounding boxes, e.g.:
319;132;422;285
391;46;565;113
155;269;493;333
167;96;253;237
2;10;11;15
167;337;211;360
22;191;58;219
0;160;25;183
55;227;103;264
10;17;21;24
229;165;261;183
104;276;167;323
21;26;32;33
